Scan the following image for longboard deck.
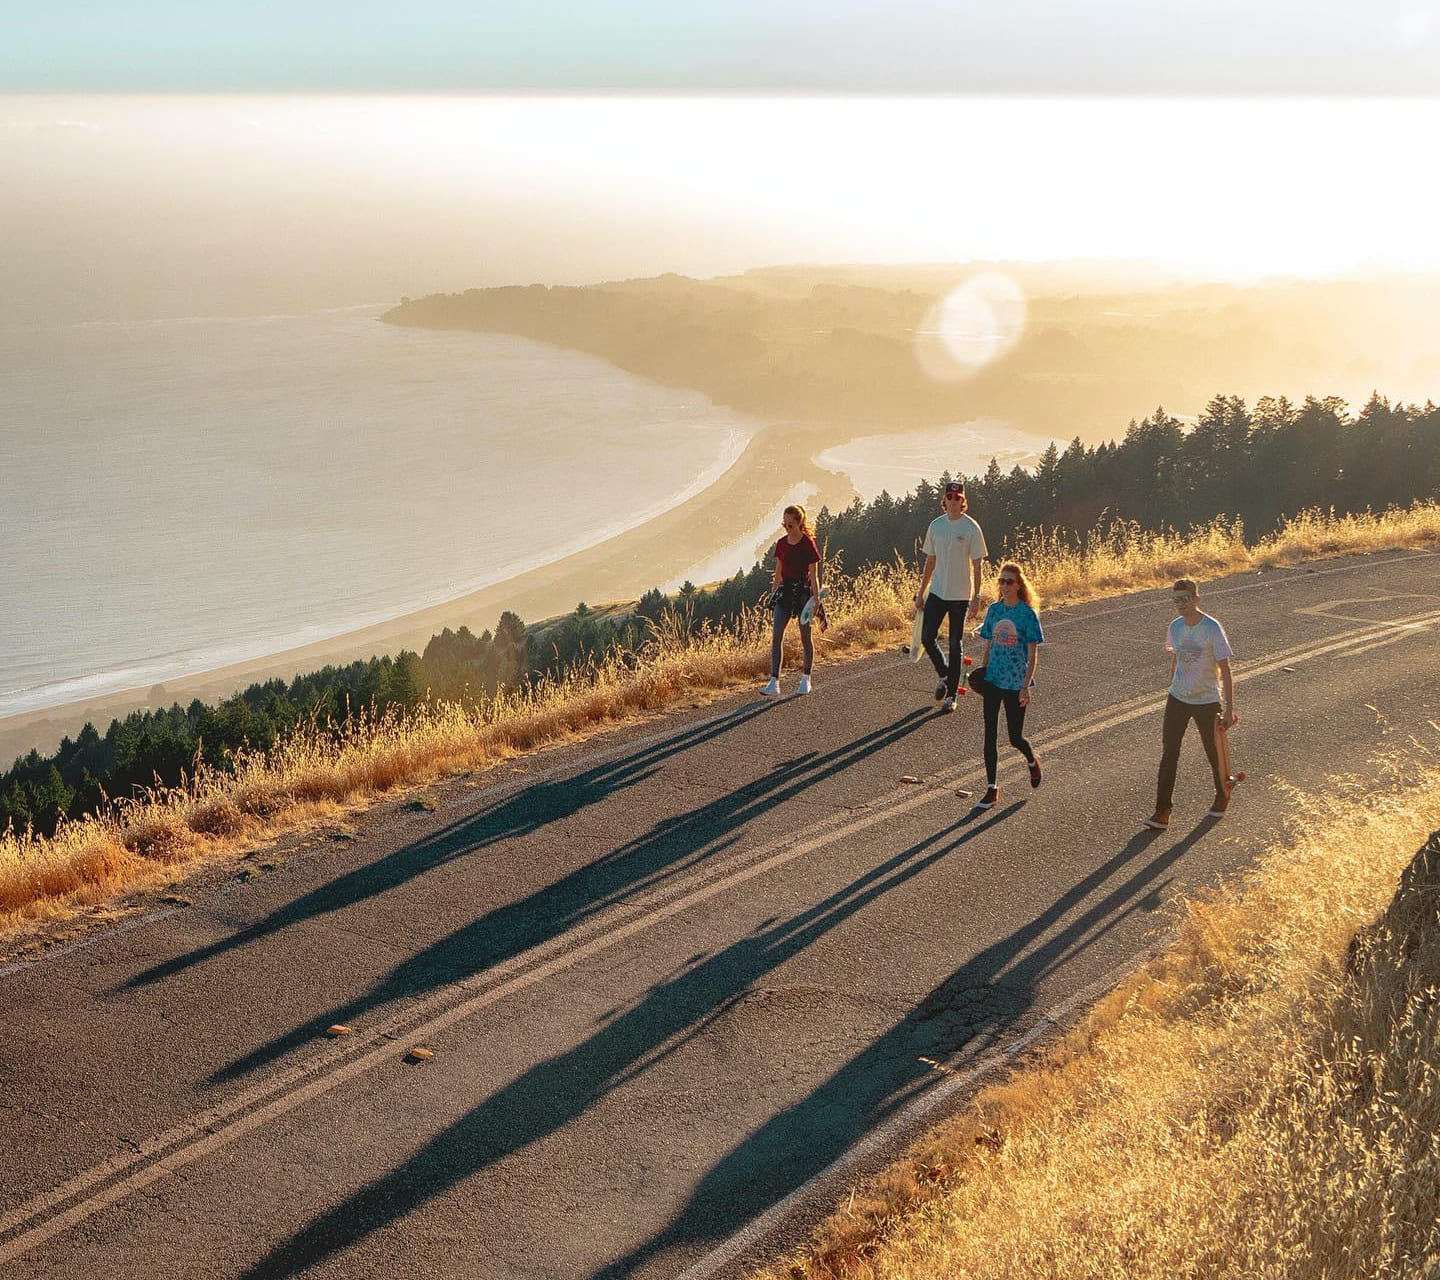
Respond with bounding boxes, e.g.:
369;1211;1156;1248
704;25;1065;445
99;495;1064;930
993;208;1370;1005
909;608;925;662
798;586;828;626
1215;717;1246;788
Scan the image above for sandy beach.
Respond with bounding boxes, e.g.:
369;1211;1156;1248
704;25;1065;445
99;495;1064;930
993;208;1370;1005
0;423;857;761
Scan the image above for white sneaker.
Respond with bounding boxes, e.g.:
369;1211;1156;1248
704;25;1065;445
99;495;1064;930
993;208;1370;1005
761;677;781;697
797;674;813;695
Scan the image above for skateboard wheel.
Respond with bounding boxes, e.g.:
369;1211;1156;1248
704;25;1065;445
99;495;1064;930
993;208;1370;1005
1234;771;1246;782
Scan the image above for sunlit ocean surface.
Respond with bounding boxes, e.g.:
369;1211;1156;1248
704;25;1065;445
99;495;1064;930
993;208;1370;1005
817;420;1054;502
0;307;756;718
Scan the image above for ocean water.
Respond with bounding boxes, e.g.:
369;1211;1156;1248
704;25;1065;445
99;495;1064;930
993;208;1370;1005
817;420;1056;502
0;307;756;719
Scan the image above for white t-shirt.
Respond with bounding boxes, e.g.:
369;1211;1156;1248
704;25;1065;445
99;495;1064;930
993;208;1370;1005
1166;613;1233;705
922;513;988;601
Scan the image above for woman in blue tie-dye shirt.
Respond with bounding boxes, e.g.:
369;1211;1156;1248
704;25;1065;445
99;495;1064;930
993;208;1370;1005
972;562;1045;810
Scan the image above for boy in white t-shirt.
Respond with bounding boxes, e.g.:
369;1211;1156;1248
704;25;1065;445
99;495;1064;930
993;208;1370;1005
1143;578;1238;829
913;480;988;712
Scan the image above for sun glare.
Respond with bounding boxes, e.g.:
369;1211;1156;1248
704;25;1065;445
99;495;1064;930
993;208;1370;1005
916;271;1029;381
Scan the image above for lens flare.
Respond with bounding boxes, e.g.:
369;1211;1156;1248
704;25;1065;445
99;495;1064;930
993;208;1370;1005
915;271;1027;381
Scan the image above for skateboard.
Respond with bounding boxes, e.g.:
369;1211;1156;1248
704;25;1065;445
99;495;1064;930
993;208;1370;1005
799;586;828;626
1215;714;1246;790
909;606;925;662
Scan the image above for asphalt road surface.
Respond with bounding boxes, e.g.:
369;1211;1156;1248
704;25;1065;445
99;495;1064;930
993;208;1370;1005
4;550;1440;1280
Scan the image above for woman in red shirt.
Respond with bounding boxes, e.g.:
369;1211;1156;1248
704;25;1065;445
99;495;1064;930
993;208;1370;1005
762;504;823;696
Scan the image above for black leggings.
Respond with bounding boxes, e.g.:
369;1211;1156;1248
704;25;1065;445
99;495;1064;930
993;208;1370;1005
770;602;813;677
982;686;1034;785
921;594;967;697
1156;695;1225;810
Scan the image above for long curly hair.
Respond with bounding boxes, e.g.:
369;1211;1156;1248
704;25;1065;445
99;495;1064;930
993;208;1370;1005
1000;561;1040;610
783;503;813;539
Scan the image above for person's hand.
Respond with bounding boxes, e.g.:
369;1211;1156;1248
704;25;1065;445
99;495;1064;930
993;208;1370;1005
967;599;981;621
1019;689;1030;707
913;591;924;611
1221;709;1239;730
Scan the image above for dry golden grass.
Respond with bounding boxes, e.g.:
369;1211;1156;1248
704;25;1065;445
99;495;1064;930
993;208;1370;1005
761;739;1440;1280
3;501;1437;940
1022;500;1440;604
0;563;913;936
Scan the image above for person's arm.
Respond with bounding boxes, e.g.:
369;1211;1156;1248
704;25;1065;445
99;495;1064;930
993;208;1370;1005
1218;657;1237;727
807;560;821;600
1019;641;1038;706
914;554;936;609
967;557;984;621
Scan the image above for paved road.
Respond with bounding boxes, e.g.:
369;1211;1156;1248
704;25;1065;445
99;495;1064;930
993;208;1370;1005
4;551;1440;1279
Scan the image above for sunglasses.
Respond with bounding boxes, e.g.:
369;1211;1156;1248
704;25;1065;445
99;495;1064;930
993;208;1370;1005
944;491;965;500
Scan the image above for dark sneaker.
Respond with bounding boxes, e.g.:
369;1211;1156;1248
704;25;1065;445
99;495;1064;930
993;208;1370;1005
1141;809;1171;830
1207;790;1231;817
1029;758;1042;788
941;696;957;713
934;679;947;702
976;785;999;810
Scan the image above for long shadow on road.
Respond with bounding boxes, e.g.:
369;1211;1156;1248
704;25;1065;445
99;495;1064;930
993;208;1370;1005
230;812;1214;1280
209;706;933;1084
595;816;1217;1279
124;702;777;992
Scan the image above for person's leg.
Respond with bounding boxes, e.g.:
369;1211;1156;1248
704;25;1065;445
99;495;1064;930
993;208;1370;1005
1154;695;1190;814
1003;691;1035;762
920;593;948;679
945;599;968;696
982;689;1002;785
798;620;814;674
769;605;789;679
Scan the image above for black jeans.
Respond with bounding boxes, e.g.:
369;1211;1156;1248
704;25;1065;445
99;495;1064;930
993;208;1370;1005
1156;695;1225;811
770;603;814;677
982;685;1034;785
921;594;967;697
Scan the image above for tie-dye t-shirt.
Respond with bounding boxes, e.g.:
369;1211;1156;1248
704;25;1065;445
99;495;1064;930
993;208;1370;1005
1166;613;1233;704
978;599;1044;690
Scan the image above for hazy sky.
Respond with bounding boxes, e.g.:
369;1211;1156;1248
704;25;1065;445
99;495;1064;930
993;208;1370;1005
5;93;1438;326
5;1;1440;94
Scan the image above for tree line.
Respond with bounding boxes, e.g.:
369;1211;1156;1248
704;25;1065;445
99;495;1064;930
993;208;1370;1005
4;391;1435;837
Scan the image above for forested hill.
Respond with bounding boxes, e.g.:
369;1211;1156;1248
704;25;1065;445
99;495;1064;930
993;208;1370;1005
382;269;1439;442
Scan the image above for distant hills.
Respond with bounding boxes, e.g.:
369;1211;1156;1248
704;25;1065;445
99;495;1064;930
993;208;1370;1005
383;266;1439;441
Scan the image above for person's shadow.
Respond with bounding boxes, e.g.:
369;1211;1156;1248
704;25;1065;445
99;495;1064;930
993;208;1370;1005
123;701;776;991
591;818;1216;1279
227;803;1020;1280
207;706;934;1085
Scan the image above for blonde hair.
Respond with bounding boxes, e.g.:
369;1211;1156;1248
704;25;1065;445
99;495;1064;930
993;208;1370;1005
783;504;813;539
1000;562;1040;610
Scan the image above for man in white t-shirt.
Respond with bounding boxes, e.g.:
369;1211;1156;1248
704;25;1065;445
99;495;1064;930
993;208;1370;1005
913;480;988;712
1143;578;1238;829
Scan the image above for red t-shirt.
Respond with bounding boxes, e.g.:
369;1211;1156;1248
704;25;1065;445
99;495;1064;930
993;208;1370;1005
774;534;820;581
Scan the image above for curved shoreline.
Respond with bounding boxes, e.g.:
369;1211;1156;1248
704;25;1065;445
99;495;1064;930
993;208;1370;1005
0;422;858;760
